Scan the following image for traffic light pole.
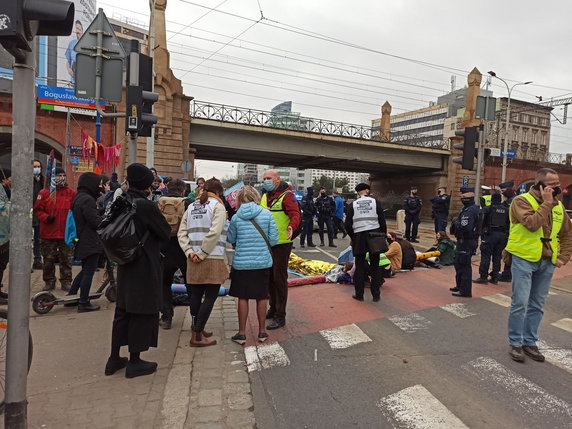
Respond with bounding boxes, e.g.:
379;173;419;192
128;45;140;165
474;96;491;205
5;48;35;429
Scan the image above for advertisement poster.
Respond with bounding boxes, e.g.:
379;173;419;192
57;0;97;86
224;182;245;209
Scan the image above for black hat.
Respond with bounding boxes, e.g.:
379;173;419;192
410;186;418;190
355;183;370;192
320;186;326;190
460;186;475;193
55;167;66;175
499;181;514;189
127;163;154;190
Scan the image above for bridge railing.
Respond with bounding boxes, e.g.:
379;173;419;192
191;101;449;150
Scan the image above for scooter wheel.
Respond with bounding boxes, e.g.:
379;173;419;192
32;292;56;315
105;284;117;303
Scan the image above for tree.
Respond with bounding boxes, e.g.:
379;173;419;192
312;175;350;194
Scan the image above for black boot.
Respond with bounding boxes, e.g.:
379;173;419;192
125;359;158;378
105;357;128;376
78;301;100;313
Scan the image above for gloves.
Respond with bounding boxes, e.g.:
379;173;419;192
46;216;56;224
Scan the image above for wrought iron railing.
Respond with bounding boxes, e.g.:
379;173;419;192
191;101;449;150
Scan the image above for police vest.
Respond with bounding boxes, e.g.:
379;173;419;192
505;192;564;264
489;204;508;229
186;197;228;257
352;196;380;233
482;194;492;206
261;191;292;244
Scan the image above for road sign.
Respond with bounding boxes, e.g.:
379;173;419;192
489;148;516;158
476;96;497;121
502;149;516;159
181;160;192;173
462;175;469;187
74;9;125;102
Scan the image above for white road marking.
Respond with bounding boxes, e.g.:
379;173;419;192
439;303;476;319
300;249;320;253
244;342;290;372
537;340;572;375
481;293;511;307
389;313;432;333
548;291;558;296
315;246;339;261
552;318;572;333
377;384;469;429
319;324;372;349
314;349;318;362
464;357;572;418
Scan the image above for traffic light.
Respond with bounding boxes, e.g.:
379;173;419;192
0;0;74;59
139;90;158;137
453;126;478;170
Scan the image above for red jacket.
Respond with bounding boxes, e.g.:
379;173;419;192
265;182;301;232
34;186;76;239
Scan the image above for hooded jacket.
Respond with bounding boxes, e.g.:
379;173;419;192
71;172;103;260
227;202;278;270
34;184;76;240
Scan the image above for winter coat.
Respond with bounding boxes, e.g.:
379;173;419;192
316;194;335;218
335;196;345;220
34;186;76;239
71;173;103;260
436;239;456;266
116;189;171;314
227;202;278;270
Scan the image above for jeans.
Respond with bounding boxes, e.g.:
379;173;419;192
69;253;100;303
508;255;555;347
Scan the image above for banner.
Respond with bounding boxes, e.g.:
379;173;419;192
37;85;104;109
223;181;245;209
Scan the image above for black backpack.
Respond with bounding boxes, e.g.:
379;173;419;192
97;192;149;265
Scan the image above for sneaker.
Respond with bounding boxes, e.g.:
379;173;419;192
231;334;246;345
258;333;269;342
267;318;285;330
125;360;158;378
449;287;459;292
473;277;488;284
105;357;128;376
522;345;545;362
509;345;525;363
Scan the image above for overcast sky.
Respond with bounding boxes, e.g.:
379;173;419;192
99;0;572;178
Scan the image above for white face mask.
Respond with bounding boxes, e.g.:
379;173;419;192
33;167;41;175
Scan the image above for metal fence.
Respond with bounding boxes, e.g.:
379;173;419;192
191;101;449;150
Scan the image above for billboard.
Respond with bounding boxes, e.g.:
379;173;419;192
57;0;97;86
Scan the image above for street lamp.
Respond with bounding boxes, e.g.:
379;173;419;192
488;71;533;182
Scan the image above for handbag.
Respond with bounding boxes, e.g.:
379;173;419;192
366;231;388;254
249;219;273;253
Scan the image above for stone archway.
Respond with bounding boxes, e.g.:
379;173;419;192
0;126;64;168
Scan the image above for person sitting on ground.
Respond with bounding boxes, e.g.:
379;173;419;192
384;232;402;274
227;186;278;345
434;231;456;266
397;234;417;271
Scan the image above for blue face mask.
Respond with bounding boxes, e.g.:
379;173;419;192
263;180;275;191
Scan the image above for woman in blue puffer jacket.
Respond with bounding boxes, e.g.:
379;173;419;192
227;186;278;344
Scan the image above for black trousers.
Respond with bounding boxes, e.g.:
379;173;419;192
317;216;335;244
268;242;292;320
405;214;420;240
161;237;187;320
299;217;314;246
454;239;477;296
334;217;347;236
187;283;219;332
69;253;100;303
478;231;508;279
434;214;448;233
354;252;382;299
111;307;159;353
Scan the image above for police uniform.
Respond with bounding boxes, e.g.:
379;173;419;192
451;187;480;297
430;191;450;233
476;193;509;284
498;181;515;281
404;186;422;241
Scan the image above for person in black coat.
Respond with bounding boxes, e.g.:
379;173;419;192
105;163;171;379
68;172;104;312
403;186;422;242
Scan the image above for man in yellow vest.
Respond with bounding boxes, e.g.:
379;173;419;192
506;168;572;363
261;169;301;330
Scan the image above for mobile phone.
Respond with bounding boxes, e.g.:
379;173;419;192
532;181;546;190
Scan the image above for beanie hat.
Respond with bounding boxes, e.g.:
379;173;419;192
126;163;154;190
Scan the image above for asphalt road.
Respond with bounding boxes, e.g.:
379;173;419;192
248;236;572;429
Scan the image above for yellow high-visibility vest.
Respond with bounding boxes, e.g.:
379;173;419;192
261;191;292;244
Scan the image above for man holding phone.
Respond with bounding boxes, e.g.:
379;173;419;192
505;168;572;363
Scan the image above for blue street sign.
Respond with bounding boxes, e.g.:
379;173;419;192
519;183;527;194
501;149;516;159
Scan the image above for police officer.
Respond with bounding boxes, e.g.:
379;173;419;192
474;192;509;285
345;183;387;302
299;186;317;248
404;186;422;242
498;181;515;282
430;186;450;233
316;187;336;247
480;185;493;208
450;187;480;297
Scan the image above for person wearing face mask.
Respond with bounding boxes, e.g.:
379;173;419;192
34;167;76;292
67;173;104;312
32;160;45;270
403;186;422;242
315;187;336;247
430;186;450;233
449;187;480;298
150;176;163;203
260;169;301;330
498;181;516;282
505;168;572;363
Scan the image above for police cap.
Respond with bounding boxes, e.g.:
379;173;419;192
499;181;514;189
